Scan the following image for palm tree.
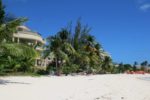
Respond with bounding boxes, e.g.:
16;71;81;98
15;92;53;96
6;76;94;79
45;29;76;75
133;61;138;71
0;0;27;42
140;61;148;71
118;63;124;73
72;19;91;51
0;0;37;73
101;56;112;73
0;0;4;24
0;43;38;58
141;61;148;67
45;19;109;75
0;0;37;57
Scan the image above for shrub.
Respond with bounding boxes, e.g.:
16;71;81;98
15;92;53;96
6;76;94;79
35;69;49;75
62;64;79;75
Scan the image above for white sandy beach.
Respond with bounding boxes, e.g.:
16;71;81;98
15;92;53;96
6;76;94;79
0;74;150;100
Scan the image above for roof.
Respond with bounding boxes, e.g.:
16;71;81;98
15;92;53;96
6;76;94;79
17;26;31;31
13;26;45;44
17;26;41;36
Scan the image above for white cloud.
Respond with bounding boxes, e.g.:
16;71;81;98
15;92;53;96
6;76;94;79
135;0;150;11
140;3;150;11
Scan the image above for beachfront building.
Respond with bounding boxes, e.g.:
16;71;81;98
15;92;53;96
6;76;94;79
100;51;111;59
12;26;48;67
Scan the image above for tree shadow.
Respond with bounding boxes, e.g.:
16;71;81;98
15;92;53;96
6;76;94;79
0;79;30;85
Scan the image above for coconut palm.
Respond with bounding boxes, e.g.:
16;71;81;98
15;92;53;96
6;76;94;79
101;56;113;73
0;0;37;57
0;43;38;58
0;0;38;73
45;19;108;75
72;19;91;51
45;29;76;75
0;0;27;42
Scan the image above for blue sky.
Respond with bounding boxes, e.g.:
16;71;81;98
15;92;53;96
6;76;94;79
3;0;150;64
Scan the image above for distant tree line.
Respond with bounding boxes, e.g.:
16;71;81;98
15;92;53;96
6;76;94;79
113;61;150;73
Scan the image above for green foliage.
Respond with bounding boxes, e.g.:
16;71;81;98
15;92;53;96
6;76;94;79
0;17;27;42
141;61;148;67
0;0;5;25
0;43;38;58
100;56;113;73
123;64;132;71
113;63;137;73
45;19;113;75
0;0;38;75
62;64;79;75
0;56;36;74
0;0;27;42
0;43;38;73
35;69;49;75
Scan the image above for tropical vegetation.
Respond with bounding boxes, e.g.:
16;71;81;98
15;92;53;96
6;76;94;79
1;0;149;76
44;20;113;75
0;0;38;75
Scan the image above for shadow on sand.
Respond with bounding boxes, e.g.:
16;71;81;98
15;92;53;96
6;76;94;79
0;79;30;85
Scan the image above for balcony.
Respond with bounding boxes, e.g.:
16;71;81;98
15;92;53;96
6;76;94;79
13;31;45;44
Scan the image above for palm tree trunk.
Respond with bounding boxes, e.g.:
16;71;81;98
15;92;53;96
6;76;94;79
55;58;58;75
55;57;61;76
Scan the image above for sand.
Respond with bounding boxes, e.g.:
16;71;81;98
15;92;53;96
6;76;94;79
0;74;150;100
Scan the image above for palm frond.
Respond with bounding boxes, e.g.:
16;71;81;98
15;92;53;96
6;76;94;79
0;43;38;58
0;18;27;42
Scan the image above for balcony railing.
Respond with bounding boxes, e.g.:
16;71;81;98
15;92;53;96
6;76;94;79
13;31;45;44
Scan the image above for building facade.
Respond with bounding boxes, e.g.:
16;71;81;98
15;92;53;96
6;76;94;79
12;26;48;67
